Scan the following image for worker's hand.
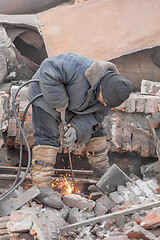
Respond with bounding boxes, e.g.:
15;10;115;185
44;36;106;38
63;124;77;150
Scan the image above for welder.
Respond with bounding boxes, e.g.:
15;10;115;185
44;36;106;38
27;53;132;209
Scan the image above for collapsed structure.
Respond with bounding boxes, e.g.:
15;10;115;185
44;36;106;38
0;0;160;239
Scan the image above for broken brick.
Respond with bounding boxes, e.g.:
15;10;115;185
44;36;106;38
140;208;160;229
62;194;95;211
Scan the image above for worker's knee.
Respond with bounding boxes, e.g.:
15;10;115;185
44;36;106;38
85;137;109;169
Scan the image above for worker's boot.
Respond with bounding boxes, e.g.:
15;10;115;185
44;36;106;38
85;137;110;178
30;145;64;209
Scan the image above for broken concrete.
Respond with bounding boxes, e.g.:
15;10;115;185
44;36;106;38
124;222;156;240
62;194;95;211
96;164;132;194
141;79;160;96
0;186;40;216
0;172;160;239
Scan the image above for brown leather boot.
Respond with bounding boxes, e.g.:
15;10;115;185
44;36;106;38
85;137;110;178
30;145;64;209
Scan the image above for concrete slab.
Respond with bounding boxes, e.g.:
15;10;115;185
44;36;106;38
96;164;132;194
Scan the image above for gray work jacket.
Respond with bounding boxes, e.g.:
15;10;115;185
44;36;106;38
28;53;119;144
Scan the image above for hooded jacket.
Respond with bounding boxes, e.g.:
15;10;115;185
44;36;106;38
28;53;119;144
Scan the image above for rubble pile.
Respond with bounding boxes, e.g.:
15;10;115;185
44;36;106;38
1;164;160;240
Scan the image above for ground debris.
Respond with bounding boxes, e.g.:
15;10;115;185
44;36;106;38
0;167;160;239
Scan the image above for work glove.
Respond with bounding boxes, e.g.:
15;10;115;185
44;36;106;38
63;124;77;150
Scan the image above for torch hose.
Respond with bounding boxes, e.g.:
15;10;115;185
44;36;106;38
0;80;42;201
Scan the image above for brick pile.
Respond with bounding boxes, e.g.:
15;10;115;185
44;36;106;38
0;84;159;158
103;92;160;157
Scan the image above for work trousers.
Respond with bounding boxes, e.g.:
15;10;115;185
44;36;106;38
32;105;106;147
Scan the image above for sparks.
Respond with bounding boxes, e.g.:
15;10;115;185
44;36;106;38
51;176;76;194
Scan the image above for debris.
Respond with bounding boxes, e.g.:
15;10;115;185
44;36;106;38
67;207;85;224
96;195;113;210
147;115;160;161
7;211;33;233
124;222;156;240
96;164;132;193
62;194;95;211
94;202;108;217
109;191;124;204
141;79;160;96
89;191;103;201
0;173;160;239
140;208;160;229
0;186;40;216
60;199;160;232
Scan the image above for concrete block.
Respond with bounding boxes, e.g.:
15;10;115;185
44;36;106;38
128;192;140;205
96;195;113;210
67;207;85;224
82;210;95;220
31;208;68;240
94;202;108;217
125;98;136;113
141;79;160;96
0;186;40;217
134;179;154;198
126;182;142;196
115;215;127;228
96;164;132;194
109;191;124;204
145;97;158;114
138;196;146;203
117;185;130;201
62;194;95;211
136;97;145;112
60;205;71;221
89;192;103;201
146;179;159;193
7;211;33;232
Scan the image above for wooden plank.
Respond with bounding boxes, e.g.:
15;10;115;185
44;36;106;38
60;200;160;232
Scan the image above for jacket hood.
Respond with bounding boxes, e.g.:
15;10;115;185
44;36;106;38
84;61;119;88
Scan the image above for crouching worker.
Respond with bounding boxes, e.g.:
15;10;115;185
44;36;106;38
28;53;132;209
